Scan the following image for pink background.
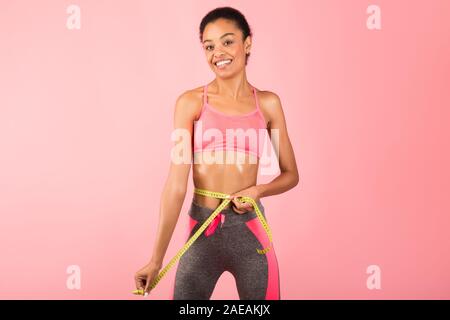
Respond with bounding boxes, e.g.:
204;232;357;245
1;0;449;299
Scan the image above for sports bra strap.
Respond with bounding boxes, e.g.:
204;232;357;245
252;86;261;111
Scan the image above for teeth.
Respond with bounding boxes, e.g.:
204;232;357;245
215;59;232;66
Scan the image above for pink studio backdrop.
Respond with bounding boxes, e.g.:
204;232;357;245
1;0;449;299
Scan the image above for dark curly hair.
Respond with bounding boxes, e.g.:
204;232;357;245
199;7;253;65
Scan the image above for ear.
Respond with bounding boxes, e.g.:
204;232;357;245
244;35;252;52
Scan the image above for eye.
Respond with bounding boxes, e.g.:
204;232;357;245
224;40;233;46
205;45;213;51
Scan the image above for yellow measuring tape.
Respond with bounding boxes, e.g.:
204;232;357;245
132;187;273;296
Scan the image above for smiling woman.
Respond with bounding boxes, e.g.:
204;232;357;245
134;6;299;300
203;25;249;77
200;8;252;67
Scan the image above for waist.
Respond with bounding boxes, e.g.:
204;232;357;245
192;161;259;199
188;196;266;226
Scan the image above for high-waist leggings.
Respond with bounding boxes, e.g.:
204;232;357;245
172;198;280;300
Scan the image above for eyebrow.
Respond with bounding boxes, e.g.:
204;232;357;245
203;32;235;44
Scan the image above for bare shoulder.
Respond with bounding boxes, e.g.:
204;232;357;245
175;86;204;108
174;85;205;120
254;88;284;126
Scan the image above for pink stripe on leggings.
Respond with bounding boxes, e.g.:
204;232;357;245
245;218;280;300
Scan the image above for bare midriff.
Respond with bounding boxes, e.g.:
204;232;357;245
192;150;259;211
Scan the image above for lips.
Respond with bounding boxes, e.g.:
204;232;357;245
214;59;233;68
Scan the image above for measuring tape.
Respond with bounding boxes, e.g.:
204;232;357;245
132;187;273;296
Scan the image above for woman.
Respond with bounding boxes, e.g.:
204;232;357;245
134;6;299;300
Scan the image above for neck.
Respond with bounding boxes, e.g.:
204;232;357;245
213;73;252;100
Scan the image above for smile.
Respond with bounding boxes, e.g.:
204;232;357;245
214;59;233;68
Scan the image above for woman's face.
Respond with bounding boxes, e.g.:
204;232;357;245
202;18;251;77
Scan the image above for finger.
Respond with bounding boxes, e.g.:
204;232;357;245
235;198;251;210
232;199;245;211
231;204;246;214
144;276;153;296
236;201;253;213
232;196;246;206
134;274;145;291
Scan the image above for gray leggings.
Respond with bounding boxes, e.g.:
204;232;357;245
172;198;280;300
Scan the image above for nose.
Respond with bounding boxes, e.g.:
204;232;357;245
212;44;227;56
213;51;226;59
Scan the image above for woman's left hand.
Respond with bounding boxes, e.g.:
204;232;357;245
228;186;260;215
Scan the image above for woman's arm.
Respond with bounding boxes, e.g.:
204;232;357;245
256;91;299;198
135;90;199;294
229;91;299;212
148;91;198;267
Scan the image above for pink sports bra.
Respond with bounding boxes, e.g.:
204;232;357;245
193;84;268;159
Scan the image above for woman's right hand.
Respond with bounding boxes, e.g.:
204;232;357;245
134;261;162;296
